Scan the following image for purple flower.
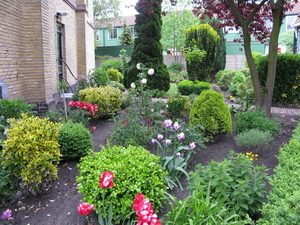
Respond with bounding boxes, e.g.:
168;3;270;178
173;122;181;131
157;134;163;141
176;152;181;157
189;142;196;149
177;132;185;141
165;139;171;145
151;138;156;144
3;129;7;137
0;209;12;220
163;119;173;128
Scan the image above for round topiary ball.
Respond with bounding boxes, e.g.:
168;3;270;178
189;89;232;137
58;121;94;159
76;145;168;224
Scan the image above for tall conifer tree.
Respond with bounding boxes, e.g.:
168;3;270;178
124;0;170;91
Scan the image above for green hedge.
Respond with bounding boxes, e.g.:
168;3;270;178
257;53;300;106
178;80;211;95
258;122;300;224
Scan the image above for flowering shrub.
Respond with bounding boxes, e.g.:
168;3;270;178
1;114;62;195
76;145;167;224
132;193;162;225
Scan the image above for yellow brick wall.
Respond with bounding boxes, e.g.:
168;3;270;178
0;0;27;99
0;0;95;109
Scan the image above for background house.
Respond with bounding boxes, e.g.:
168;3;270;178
0;0;95;114
292;17;300;53
225;2;300;54
95;15;136;57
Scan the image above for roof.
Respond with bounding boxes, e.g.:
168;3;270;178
286;1;300;15
95;15;136;28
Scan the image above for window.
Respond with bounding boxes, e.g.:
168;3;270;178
130;26;138;38
286;15;297;31
108;28;118;39
56;24;63;79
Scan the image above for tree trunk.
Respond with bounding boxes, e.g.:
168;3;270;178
263;0;283;117
242;28;263;110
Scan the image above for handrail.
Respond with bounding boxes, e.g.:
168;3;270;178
57;59;78;94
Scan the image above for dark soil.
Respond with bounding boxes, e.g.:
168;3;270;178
0;113;298;225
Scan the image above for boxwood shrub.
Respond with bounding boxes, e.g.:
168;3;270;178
58;121;94;160
258;123;300;224
178;80;211;95
76;145;168;224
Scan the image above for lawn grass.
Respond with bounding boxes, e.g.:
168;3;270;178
165;83;179;98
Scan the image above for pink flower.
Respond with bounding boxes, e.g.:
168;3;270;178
157;134;163;140
91;127;96;132
165;139;171;145
173;122;181;131
99;171;115;189
177;132;185;141
0;209;12;220
77;202;94;215
189;142;196;149
281;115;285;118
163;119;173;128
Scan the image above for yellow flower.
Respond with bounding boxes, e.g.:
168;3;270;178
282;93;287;98
293;86;298;89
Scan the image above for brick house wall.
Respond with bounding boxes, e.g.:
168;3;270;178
0;0;95;113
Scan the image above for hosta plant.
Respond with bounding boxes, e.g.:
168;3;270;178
76;145;168;224
1;114;62;195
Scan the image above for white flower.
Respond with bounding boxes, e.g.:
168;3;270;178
148;68;154;75
136;63;141;70
141;78;147;84
131;83;136;89
177;132;185;141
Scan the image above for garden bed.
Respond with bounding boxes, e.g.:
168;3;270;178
0;113;298;225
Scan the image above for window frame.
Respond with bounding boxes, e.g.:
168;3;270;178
108;28;118;40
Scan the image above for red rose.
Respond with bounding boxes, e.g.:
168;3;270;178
99;171;115;189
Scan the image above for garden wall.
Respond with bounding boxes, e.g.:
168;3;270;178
95;55;246;71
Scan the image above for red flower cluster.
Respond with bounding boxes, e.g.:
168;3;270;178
132;193;161;225
99;171;115;189
77;202;94;215
68;101;98;115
